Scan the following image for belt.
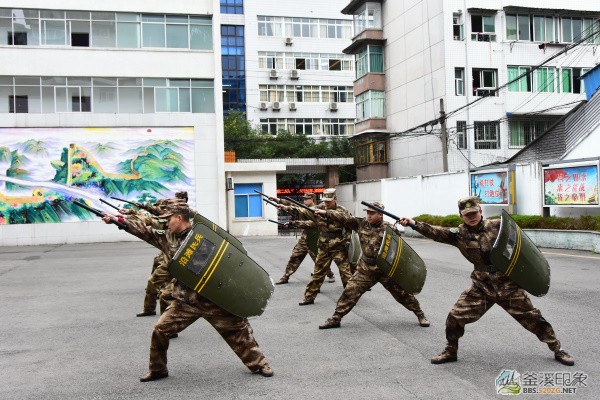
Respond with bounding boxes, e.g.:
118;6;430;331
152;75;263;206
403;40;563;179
474;264;499;273
361;255;378;265
322;230;344;239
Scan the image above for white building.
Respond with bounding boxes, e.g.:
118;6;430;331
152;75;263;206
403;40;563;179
222;0;357;138
0;0;226;245
341;0;600;180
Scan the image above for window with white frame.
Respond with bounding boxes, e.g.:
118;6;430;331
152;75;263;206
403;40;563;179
319;19;352;39
474;121;500;149
535;67;556;92
322;119;354;136
355;139;387;165
455;68;465;96
356;45;384;79
509;119;558;148
456;121;467;149
356;90;384;120
285;17;318;38
234;183;263;218
322;86;353;103
259;118;286;135
259;84;284;102
257;16;283;36
507;66;531;92
258;52;284;69
471;14;496;41
561;67;589;93
353;2;382;34
453;13;464;40
472;68;498;96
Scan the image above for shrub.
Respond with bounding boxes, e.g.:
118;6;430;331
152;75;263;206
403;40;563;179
413;214;600;231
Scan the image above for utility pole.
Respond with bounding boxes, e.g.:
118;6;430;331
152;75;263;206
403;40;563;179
440;98;448;172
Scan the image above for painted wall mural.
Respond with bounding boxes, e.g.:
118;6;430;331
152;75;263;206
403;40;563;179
0;127;195;224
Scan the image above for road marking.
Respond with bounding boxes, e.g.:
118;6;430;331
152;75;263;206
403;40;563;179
542;251;600;260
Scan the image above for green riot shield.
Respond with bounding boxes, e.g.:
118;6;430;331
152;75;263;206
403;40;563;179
192;213;246;254
348;231;362;264
490;210;551;297
306;228;319;258
168;223;274;317
376;226;427;294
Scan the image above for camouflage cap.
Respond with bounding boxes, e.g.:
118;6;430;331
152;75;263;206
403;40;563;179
363;201;384;212
302;192;316;200
458;196;481;215
159;203;190;218
322;188;336;202
175;191;188;201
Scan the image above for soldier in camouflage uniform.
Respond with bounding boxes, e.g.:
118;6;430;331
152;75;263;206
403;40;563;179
398;196;575;366
317;202;430;329
280;188;353;305
269;193;335;285
102;203;274;382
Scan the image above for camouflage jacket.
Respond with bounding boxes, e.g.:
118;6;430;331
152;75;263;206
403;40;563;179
412;219;520;296
291;203;350;251
123;208;164;229
124;218;205;305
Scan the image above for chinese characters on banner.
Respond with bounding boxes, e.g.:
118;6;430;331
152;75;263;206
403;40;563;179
470;171;508;204
543;164;599;206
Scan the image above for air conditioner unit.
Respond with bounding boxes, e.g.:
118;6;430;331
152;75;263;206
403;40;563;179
269;69;278;79
329;102;338;111
285;37;293;46
290;69;299;79
272;101;281;110
259;102;268;110
289;102;297;111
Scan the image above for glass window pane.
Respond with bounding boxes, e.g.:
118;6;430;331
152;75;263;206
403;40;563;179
118;87;143;112
192;88;214;112
143;23;165;47
483;15;495;33
92;87;118;112
155;88;178;112
562;18;572;42
91;21;116;47
518;15;529;40
14;86;41;113
248;195;262;217
117;13;140;22
143;78;166;86
190;24;212;49
143;87;154;113
117;22;140;48
55;87;68;112
118;78;142;86
179;88;190;112
166;24;188;48
93;77;117;86
506;15;517;40
234;196;249;218
42;20;67;45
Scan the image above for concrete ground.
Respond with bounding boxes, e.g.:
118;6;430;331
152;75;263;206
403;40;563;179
0;234;599;399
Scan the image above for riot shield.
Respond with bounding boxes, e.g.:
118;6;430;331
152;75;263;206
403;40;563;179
348;231;362;264
306;228;319;258
490;210;551;297
376;226;427;294
168;223;274;317
192;213;246;254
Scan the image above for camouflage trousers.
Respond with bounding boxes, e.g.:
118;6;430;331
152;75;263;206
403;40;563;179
304;246;352;301
331;261;424;321
148;297;270;374
443;278;561;354
281;232;334;281
142;253;173;314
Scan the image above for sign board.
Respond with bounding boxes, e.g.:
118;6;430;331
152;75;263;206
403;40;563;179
470;169;510;204
543;163;599;206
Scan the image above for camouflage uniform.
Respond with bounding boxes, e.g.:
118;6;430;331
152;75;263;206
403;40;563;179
412;218;564;357
292;203;353;302
323;213;427;324
279;199;335;282
124;217;271;377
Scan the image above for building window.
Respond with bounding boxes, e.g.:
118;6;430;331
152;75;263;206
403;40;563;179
234;183;263;218
355;140;387;165
453;13;464;40
9;95;28;113
536;67;556;92
320;19;352;39
322;86;353;103
222;25;245;115
471;14;496;41
474;121;500;149
353;2;382;35
509;119;558;148
507;66;531;92
455;68;465;96
220;0;243;15
472;69;498;96
561;68;588;93
533;15;555;42
356;45;384;79
356;91;384;120
456;121;467;149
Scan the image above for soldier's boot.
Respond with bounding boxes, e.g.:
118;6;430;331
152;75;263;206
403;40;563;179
275;276;289;285
554;349;575;366
136;311;157;317
299;298;315;306
319;317;341;329
415;312;430;327
255;364;274;377
326;270;335;283
431;345;458;364
140;370;169;382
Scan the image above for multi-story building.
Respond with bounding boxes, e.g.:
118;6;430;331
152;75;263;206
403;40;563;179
341;0;600;180
221;0;357;139
0;0;225;244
